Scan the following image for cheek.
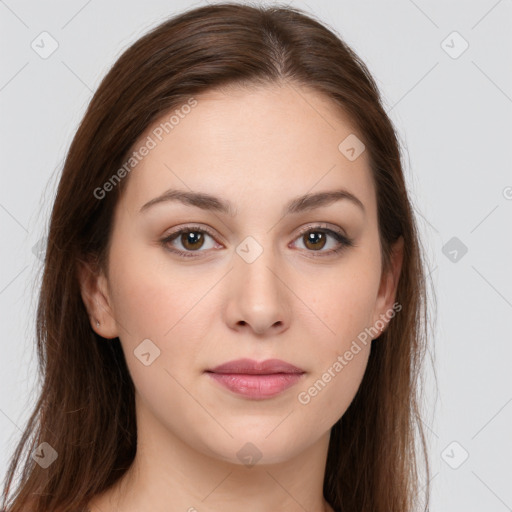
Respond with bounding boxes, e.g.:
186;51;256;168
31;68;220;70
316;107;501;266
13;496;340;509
303;263;380;355
295;321;372;437
293;257;379;424
302;344;371;434
108;246;202;340
107;246;218;378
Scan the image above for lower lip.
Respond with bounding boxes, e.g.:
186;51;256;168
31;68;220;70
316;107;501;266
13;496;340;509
206;372;304;399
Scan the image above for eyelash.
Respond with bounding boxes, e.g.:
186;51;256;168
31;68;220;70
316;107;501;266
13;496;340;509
160;224;355;259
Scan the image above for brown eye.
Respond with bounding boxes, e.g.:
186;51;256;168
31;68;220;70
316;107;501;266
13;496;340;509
180;231;206;250
302;231;327;251
292;226;354;257
161;226;219;258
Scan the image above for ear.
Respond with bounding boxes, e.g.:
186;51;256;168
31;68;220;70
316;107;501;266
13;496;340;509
371;236;404;337
77;258;119;339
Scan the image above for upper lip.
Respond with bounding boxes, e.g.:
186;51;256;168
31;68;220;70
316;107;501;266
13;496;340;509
207;358;305;375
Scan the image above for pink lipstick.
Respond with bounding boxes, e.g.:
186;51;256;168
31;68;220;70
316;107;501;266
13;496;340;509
205;358;305;400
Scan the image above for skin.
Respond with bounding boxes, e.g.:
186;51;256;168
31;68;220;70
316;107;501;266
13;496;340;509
80;83;403;512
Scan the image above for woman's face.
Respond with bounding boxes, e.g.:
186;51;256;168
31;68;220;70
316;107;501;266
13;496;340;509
82;83;402;465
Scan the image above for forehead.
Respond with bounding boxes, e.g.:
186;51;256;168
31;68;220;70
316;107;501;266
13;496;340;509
118;83;376;217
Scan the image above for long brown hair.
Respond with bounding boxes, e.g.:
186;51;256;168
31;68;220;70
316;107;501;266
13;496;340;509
1;3;435;511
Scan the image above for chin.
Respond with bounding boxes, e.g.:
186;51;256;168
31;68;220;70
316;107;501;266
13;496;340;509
195;426;316;467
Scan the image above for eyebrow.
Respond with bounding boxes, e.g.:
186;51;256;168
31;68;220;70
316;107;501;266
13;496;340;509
139;188;365;216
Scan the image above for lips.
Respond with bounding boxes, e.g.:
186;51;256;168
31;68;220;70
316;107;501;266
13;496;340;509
208;358;305;375
205;358;305;399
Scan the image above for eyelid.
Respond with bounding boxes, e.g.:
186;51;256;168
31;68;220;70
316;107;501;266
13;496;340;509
161;224;219;248
294;222;347;238
162;224;219;243
290;223;355;257
160;222;354;258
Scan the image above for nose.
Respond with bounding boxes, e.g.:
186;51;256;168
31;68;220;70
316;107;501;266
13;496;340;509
224;244;290;336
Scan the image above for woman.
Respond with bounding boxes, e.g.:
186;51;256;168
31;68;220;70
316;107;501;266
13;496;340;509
1;3;433;511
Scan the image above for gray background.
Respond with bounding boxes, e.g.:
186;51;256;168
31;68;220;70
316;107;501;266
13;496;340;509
1;0;511;510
